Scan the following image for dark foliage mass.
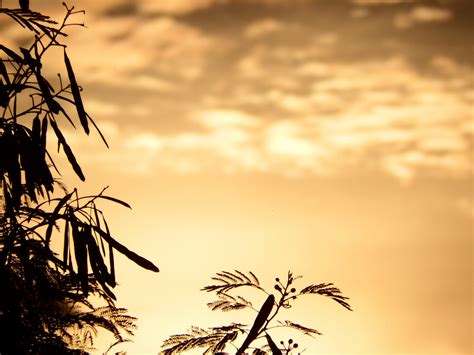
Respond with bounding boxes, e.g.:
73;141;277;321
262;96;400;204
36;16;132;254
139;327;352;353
0;3;158;352
162;271;352;354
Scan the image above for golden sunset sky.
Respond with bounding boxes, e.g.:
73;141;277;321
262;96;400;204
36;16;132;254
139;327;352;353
1;0;473;353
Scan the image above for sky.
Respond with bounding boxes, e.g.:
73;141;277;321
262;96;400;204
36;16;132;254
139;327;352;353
1;0;473;353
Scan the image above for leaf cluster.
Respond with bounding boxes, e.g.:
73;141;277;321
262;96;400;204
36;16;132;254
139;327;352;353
0;0;159;293
0;4;106;214
0;7;64;40
208;293;253;312
162;270;352;354
203;270;262;294
300;283;352;311
0;236;137;353
162;324;246;355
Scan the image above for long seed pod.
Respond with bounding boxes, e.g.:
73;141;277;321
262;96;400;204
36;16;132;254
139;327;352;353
77;220;159;273
265;333;283;355
71;217;88;295
237;294;275;354
49;118;85;181
0;59;11;85
45;191;74;244
64;50;89;134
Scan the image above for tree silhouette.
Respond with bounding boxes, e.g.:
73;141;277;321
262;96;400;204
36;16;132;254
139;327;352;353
162;271;352;354
0;3;158;352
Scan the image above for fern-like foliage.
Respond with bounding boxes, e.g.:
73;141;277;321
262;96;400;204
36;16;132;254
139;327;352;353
161;323;245;354
299;283;352;311
207;293;253;312
202;270;262;294
62;324;97;352
58;305;136;352
0;8;62;39
278;320;322;337
82;307;137;340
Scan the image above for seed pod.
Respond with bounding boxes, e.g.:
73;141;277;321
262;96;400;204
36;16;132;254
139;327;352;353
237;294;275;354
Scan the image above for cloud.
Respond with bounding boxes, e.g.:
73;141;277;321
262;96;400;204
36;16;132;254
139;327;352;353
64;15;215;88
76;71;469;180
126;133;164;151
128;104;151;117
138;0;218;15
237;45;268;78
24;0;470;183
83;99;153;121
79;109;263;176
383;150;470;182
352;0;415;5
394;6;452;29
70;51;470;181
129;76;178;92
266;90;310;113
101;2;139;17
409;6;452;22
430;56;470;77
94;120;120;138
244;18;284;38
263;121;331;176
86;100;121;116
197;110;260;129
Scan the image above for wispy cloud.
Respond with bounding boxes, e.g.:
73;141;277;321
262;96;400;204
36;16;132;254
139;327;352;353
9;0;470;182
67;43;471;182
70;61;472;180
63;15;216;88
244;18;285;38
352;0;415;5
394;6;452;29
138;0;217;15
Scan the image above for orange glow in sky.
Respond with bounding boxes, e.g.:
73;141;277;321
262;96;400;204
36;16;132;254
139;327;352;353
1;0;472;353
